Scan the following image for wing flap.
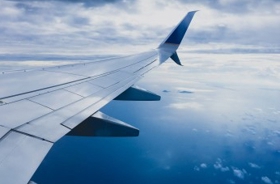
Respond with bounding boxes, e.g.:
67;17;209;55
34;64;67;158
29;89;83;110
0;126;9;138
0;70;85;100
0;100;52;129
62;76;140;129
15;76;139;142
1;79;89;104
65;82;102;97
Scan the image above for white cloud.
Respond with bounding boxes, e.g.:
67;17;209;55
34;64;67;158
176;87;214;93
194;166;200;171
214;158;230;172
248;162;261;169
200;163;207;168
168;102;203;110
221;167;230;172
214;162;222;169
273;111;280;115
232;168;246;179
0;1;22;17
0;0;279;56
261;176;273;184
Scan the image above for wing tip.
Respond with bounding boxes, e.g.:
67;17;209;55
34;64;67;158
159;10;199;48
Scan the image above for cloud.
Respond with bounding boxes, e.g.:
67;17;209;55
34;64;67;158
194;166;200;171
213;158;230;172
168;102;203;110
232;168;246;180
261;176;273;184
228;179;235;184
0;0;145;55
274;131;280;137
9;0;131;8
200;163;207;168
176;87;213;93
178;90;193;94
0;0;279;55
178;0;280;14
273;111;280;115
248;162;261;169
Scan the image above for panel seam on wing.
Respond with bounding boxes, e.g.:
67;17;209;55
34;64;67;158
0;77;90;100
27;99;54;111
11;129;54;143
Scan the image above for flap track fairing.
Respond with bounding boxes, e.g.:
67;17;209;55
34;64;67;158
67;111;139;137
114;86;161;101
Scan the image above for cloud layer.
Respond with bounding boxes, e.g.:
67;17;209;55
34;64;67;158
0;0;279;55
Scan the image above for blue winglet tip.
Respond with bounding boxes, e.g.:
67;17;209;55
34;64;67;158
170;52;183;66
160;10;199;47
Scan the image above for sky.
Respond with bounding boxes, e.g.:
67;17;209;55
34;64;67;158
0;0;279;56
0;0;280;184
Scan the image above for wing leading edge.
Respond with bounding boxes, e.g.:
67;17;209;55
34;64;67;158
0;11;198;184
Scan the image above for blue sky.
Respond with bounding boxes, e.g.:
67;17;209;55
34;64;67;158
0;0;280;184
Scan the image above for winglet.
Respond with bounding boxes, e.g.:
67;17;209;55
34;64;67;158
159;10;198;48
170;51;182;66
157;11;198;65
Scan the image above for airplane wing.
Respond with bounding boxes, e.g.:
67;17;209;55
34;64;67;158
0;11;197;184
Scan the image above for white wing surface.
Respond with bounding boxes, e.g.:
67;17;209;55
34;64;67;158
0;11;197;184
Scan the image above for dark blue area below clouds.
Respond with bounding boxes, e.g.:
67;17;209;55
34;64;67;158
32;83;280;184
